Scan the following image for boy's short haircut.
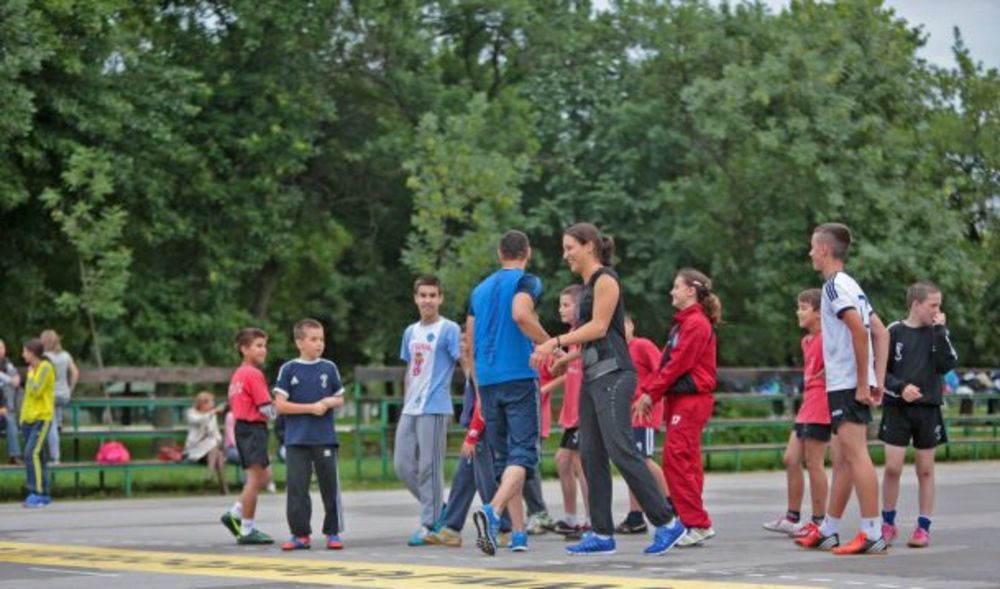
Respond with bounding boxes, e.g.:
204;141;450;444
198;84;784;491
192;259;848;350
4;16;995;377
293;319;323;340
906;280;941;308
235;327;268;357
561;284;583;300
498;230;530;261
797;288;822;312
413;274;442;294
813;223;852;260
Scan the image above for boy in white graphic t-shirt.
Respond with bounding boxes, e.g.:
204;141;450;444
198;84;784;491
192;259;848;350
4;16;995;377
797;223;890;555
396;275;462;546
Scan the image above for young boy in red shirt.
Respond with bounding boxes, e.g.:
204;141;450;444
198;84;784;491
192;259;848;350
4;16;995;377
763;289;833;537
220;327;276;544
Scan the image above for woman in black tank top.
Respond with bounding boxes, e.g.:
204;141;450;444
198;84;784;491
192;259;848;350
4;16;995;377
532;223;682;556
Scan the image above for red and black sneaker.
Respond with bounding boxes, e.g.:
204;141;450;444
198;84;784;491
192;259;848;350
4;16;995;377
832;532;888;555
795;524;839;550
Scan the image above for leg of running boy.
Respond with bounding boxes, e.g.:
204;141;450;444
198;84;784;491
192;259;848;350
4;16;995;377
314;445;343;549
803;438;828;525
910;448;935;547
830;421;884;555
764;430;804;535
881;443;906;544
283;446;314;549
555;447;579;528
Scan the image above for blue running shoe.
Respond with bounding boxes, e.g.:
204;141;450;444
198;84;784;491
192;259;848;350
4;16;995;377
566;532;616;555
509;531;528;552
23;494;49;509
408;526;431;546
644;520;686;555
473;505;500;556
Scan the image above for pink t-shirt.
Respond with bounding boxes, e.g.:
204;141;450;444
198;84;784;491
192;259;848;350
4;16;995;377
796;333;830;425
630;338;665;430
558;345;583;429
224;411;236;448
228;364;271;423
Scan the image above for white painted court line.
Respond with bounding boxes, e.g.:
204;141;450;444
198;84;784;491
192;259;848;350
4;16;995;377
29;566;120;578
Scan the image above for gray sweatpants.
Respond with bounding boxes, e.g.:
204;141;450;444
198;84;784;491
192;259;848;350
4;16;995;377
394;413;449;528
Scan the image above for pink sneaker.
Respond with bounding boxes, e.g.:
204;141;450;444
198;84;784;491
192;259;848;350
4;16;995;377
881;523;898;546
907;527;929;548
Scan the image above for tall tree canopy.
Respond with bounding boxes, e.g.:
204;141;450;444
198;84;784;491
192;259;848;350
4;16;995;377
2;0;998;370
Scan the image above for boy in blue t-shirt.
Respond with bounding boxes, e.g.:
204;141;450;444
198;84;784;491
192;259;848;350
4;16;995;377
274;319;345;551
395;275;462;546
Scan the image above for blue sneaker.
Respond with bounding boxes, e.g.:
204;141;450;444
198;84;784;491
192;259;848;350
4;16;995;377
473;505;500;556
408;526;431;546
644;520;686;555
566;532;616;555
509;531;528;552
23;494;49;508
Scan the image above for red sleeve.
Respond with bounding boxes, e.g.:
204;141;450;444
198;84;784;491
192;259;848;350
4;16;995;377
465;392;485;446
634;339;662;383
249;369;272;407
643;318;711;403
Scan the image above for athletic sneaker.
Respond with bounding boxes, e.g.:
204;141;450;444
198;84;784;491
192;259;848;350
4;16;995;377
907;528;930;548
238;529;275;545
496;531;512;549
509;531;529;552
678;527;714;547
796;525;839;550
566;532;616;556
565;524;590;541
408;526;431;546
426;527;462;547
525;513;545;535
832;532;888;555
553;520;580;535
326;534;344;550
644;521;687;555
762;516;799;536
615;517;648;534
220;512;242;537
280;536;311;550
22;494;50;508
881;522;898;546
472;506;500;556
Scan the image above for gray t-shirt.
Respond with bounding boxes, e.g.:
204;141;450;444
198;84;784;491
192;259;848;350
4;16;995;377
46;350;74;403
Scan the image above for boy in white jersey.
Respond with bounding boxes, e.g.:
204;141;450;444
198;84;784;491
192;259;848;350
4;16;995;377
395;275;462;546
797;223;890;555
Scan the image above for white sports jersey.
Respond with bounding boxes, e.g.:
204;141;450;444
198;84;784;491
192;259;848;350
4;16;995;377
821;271;878;392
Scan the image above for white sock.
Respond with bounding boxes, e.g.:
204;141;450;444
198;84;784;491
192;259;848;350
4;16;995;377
861;517;882;541
563;514;578;526
819;515;840;537
231;502;243;518
240;518;254;535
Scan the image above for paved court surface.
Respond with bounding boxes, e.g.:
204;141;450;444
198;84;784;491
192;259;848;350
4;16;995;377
1;461;998;589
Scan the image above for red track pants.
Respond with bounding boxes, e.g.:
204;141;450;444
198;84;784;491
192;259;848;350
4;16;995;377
662;394;714;529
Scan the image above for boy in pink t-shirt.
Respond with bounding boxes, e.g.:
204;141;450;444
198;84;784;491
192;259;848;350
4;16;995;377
550;285;589;538
763;289;833;537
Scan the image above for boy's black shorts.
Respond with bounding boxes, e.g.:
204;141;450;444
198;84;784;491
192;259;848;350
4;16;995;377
827;388;873;433
879;403;947;450
559;427;579;451
794;422;832;442
235;420;270;468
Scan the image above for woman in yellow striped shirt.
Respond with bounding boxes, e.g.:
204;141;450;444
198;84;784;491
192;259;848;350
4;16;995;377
21;339;55;507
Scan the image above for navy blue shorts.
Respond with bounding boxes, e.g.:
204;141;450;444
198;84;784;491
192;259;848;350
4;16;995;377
480;378;539;477
632;426;656;458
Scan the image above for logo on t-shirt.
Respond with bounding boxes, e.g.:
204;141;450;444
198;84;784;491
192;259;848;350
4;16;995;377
894;342;904;362
291;376;300;386
320;373;328;389
427;332;436;343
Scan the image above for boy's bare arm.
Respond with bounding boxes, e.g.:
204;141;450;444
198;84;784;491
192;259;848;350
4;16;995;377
870;312;889;403
841;309;872;405
275;394;327;416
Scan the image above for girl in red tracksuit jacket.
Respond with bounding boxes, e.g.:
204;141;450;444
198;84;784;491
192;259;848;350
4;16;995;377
635;268;720;546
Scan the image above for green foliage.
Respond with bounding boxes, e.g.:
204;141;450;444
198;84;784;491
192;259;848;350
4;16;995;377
0;0;998;369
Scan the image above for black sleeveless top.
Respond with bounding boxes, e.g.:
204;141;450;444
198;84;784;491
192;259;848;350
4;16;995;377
578;267;635;381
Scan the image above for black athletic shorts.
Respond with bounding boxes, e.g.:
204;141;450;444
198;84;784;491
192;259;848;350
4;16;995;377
879;403;947;450
235;420;270;468
827;388;873;433
794;422;832;442
559;427;580;451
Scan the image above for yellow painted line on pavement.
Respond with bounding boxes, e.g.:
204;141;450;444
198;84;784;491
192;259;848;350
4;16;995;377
0;541;822;589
